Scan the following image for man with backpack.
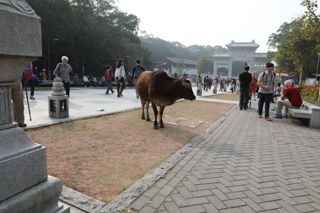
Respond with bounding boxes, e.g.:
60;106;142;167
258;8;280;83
257;62;276;121
131;60;146;98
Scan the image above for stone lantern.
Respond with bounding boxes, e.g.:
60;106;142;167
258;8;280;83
48;77;69;118
0;1;69;212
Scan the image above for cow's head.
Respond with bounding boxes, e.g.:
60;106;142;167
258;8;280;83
181;78;196;101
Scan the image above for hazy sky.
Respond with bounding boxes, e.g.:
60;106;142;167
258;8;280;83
116;0;320;53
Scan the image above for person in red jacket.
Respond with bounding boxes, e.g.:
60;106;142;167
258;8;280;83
273;80;302;118
105;65;114;94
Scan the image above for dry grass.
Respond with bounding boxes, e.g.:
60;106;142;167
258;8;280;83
26;101;235;203
207;94;240;101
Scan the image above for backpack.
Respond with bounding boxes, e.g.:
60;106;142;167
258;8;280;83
134;66;143;79
262;71;276;82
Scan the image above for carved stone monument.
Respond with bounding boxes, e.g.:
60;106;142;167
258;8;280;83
0;1;69;212
48;77;69;118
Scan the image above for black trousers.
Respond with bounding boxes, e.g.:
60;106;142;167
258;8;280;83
239;88;250;109
117;77;125;91
63;81;70;97
258;93;273;117
27;79;35;96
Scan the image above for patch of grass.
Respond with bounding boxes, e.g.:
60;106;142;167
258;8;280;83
26;101;234;202
206;94;239;101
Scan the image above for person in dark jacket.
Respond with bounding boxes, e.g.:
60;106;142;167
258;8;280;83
131;60;145;98
238;64;252;110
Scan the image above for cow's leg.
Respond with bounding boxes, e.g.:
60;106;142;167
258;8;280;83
152;102;158;129
140;99;145;120
159;106;165;128
146;101;151;121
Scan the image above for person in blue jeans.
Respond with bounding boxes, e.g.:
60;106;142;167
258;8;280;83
257;62;276;121
105;65;114;94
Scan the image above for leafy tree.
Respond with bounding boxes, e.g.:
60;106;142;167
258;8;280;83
26;0;152;80
140;34;228;71
267;22;295;74
280;18;319;84
268;18;319;84
301;0;320;42
196;55;214;75
176;53;185;77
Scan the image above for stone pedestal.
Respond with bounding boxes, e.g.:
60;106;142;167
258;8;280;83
0;1;69;212
197;84;202;96
48;78;69;118
213;85;217;94
0;83;16;130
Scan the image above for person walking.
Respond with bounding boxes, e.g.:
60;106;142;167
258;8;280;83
131;60;145;98
54;56;73;98
24;62;36;100
115;58;126;97
257;62;276;121
251;75;257;101
238;64;252;110
105;65;114;94
231;78;236;93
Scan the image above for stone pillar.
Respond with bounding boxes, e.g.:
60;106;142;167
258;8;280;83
228;60;233;78
0;1;69;212
213;62;217;78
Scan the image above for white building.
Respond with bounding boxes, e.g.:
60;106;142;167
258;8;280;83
154;57;198;78
213;40;268;78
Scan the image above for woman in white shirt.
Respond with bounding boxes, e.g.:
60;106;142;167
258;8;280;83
114;58;126;97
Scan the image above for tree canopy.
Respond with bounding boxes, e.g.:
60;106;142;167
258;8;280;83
196;56;214;75
27;0;229;79
26;0;149;79
268;15;320;84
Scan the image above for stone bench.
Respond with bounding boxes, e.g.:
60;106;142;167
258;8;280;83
290;101;320;128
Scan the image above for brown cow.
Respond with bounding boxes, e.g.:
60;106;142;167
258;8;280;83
136;70;196;129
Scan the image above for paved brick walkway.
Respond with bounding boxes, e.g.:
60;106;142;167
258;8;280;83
130;101;320;213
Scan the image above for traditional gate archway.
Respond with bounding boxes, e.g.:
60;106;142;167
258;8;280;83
213;40;268;78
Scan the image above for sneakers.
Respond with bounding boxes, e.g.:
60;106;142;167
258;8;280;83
30;96;35;100
272;115;282;119
258;114;262;118
265;117;273;121
282;114;288;118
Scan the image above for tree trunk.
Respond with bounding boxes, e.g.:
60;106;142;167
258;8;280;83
299;67;303;85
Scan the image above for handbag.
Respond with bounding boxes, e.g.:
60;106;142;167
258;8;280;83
255;85;259;93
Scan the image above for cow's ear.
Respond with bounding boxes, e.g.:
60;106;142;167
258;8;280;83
182;80;191;88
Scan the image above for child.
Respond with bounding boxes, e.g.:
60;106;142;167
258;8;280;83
105;65;114;94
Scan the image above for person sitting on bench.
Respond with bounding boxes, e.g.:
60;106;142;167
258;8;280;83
273;80;302;119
